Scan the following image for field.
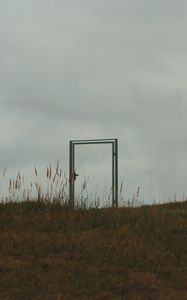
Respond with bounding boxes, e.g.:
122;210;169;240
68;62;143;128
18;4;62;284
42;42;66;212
0;199;187;300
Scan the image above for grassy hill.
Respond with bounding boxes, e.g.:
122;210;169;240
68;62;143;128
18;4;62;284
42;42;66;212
0;200;187;300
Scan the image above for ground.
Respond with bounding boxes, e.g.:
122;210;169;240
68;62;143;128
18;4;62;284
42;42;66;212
0;200;187;300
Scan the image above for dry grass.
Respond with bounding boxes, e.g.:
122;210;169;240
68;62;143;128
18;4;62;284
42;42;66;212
1;162;69;204
0;199;187;300
0;163;187;299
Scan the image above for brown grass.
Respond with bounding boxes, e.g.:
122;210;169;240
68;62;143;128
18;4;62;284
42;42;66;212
0;200;187;300
1;162;68;204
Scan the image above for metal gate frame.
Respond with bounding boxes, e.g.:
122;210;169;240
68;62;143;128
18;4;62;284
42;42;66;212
69;138;118;208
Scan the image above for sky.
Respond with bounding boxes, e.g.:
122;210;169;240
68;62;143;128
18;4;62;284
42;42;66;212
0;0;187;205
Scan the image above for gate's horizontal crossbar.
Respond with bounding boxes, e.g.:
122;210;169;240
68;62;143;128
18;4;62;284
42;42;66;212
70;138;117;145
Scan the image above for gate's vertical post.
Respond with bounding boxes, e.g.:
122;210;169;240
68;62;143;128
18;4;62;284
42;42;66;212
112;142;115;207
69;141;75;208
115;139;118;207
72;143;75;208
69;141;72;205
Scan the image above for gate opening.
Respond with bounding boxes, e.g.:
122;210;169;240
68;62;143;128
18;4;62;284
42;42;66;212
69;138;118;208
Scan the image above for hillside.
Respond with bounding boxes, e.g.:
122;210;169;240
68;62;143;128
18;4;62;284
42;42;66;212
0;200;187;300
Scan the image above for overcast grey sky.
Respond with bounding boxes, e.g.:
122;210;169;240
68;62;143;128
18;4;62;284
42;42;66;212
1;0;187;204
